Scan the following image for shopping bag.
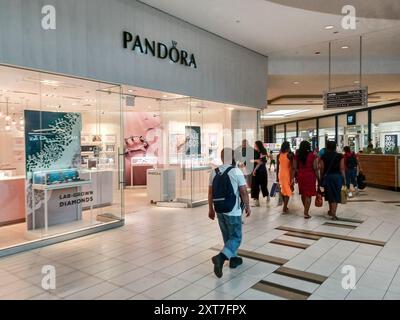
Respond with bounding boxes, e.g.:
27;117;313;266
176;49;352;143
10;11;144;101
341;186;348;204
276;184;283;206
315;188;323;207
277;192;283;206
357;172;367;190
270;182;278;197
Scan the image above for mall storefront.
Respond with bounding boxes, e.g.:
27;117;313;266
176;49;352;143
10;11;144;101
0;0;268;256
268;103;400;154
267;103;400;190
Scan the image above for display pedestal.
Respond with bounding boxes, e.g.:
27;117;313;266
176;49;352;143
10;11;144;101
31;180;92;232
147;169;176;203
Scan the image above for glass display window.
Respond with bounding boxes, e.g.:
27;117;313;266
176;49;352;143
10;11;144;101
0;64;124;251
372;106;400;154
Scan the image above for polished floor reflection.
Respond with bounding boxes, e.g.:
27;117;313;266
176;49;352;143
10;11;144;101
0;184;399;300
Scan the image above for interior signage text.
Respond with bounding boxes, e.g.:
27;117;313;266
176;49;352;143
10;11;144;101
123;31;197;69
323;87;368;109
59;191;93;208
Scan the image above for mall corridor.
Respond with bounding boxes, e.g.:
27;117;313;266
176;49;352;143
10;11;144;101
0;185;399;300
0;0;400;308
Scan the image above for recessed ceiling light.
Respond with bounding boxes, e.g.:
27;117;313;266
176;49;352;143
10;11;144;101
354;80;360;84
41;79;60;87
128;89;133;93
341;46;349;49
324;25;334;30
293;81;300;85
227;107;235;111
163;95;168;98
261;109;310;119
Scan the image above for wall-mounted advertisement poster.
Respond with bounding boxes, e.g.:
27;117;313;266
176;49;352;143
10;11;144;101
124;112;162;186
24;110;82;230
384;134;398;153
185;126;201;156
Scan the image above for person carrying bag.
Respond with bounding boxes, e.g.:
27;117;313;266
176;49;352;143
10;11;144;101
319;141;346;220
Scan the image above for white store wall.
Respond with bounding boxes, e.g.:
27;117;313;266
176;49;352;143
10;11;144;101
0;0;268;109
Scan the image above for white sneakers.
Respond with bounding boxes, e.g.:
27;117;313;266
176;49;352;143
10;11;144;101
252;199;260;207
348;191;353;198
252;197;270;207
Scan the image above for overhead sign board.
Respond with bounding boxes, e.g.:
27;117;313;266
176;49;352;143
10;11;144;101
323;87;368;109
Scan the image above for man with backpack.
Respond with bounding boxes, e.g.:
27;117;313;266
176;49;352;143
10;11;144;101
208;148;251;278
343;146;359;197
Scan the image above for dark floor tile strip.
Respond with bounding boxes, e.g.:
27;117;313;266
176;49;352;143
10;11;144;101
382;201;400;204
276;226;386;247
337;217;364;224
273;266;327;285
210;247;288;265
347;199;376;202
270;239;309;250
323;222;357;229
284;231;321;241
252;280;310;300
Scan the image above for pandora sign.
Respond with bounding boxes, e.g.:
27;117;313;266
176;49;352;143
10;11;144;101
122;31;198;69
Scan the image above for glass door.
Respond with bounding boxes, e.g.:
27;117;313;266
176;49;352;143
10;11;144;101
92;84;124;224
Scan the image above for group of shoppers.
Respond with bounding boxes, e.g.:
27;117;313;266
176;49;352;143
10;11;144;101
277;140;361;220
208;140;361;278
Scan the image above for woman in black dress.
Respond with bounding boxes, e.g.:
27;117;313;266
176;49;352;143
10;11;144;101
319;141;346;220
251;141;269;207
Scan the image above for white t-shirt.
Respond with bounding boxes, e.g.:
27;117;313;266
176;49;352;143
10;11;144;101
209;164;247;216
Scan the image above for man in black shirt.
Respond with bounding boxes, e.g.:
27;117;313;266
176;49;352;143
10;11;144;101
235;139;255;188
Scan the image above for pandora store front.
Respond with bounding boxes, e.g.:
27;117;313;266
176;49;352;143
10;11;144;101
0;0;268;255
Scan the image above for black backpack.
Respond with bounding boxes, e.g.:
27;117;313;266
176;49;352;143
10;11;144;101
212;166;238;214
347;153;358;169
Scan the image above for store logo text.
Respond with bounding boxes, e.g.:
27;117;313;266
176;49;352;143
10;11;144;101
123;31;197;69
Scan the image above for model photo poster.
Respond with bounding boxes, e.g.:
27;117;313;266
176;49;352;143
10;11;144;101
24;110;82;230
185;126;201;156
123;112;162;186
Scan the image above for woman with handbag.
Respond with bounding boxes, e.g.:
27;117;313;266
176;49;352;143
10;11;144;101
319;141;347;220
293;141;320;219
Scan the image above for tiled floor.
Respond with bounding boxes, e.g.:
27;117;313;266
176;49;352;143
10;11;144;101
0;185;399;300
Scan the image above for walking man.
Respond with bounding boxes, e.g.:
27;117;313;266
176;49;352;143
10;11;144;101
208;148;251;278
235;139;255;188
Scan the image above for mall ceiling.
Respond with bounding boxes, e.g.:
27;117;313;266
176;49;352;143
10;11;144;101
140;0;400;124
139;0;400;55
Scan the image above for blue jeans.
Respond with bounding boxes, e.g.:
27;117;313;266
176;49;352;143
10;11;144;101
346;168;358;189
217;213;242;259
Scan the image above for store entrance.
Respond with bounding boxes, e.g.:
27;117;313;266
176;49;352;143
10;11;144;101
122;96;259;211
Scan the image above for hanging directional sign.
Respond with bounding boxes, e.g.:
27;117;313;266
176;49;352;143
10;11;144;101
323;87;368;109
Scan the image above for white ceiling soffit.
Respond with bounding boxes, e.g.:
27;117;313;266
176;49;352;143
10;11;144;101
139;0;400;56
268;0;400;20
